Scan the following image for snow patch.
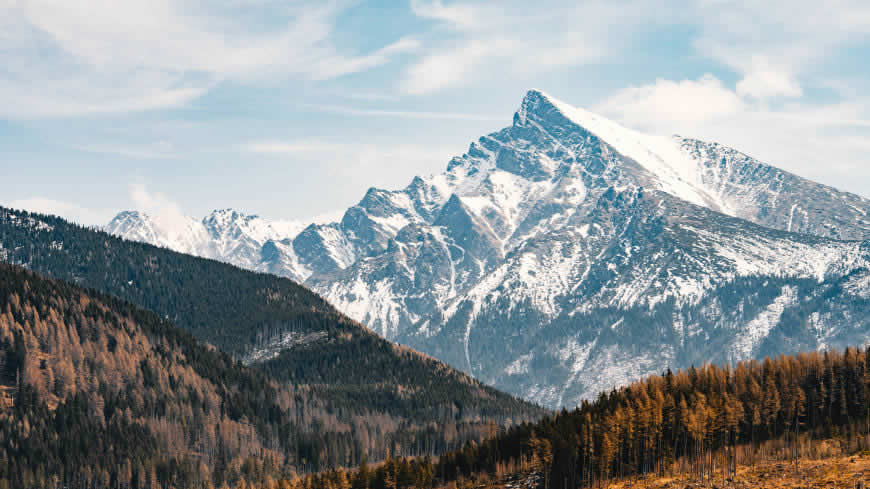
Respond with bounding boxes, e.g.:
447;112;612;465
730;286;798;361
843;272;870;299
242;331;329;364
504;354;533;375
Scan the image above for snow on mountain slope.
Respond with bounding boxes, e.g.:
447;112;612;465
311;90;869;335
527;91;726;212
522;90;870;239
105;89;870;409
106;209;319;282
107;210;215;257
679;138;870;240
308;90;870;407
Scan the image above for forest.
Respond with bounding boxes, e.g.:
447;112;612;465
291;346;870;489
0;263;539;488
0;208;544;473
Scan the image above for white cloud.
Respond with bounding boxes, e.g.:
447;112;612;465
600;75;744;126
77;141;178;160
401;1;620;95
400;0;870;99
597;74;870;197
6;198;114;226
401;39;515;95
242;139;459;189
333;91;401;102
310;37;422;80
242;140;345;155
735;57;803;99
0;1;415;118
410;0;481;30
304;103;504;121
308;209;346;225
690;0;870;100
129;183;194;238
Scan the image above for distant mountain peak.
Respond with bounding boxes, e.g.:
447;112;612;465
106;207;316;282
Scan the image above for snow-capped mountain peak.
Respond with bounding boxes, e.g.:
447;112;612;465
105;89;870;409
520;89;735;214
106;208;323;282
516;89;870;240
107;209;212;256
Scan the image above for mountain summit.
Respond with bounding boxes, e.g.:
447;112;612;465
106;90;870;408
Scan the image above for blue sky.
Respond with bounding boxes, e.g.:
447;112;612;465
1;0;868;226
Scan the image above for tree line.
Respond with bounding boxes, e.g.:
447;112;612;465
436;346;870;488
285;345;869;489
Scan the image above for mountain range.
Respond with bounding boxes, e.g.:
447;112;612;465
105;90;870;409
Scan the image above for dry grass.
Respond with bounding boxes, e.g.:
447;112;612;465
608;453;870;489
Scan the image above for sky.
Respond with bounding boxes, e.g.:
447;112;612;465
1;0;868;226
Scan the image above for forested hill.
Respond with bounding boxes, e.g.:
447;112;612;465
0;206;344;354
426;347;870;489
0;262;302;487
0;208;545;473
0;263;540;488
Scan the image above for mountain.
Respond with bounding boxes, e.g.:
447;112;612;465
107;209;315;281
103;90;870;409
0;207;545;474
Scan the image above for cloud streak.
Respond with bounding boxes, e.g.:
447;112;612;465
0;1;416;118
242;139;459;185
305;103;505;121
5;198;114;227
401;0;654;95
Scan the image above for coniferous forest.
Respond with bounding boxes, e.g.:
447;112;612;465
0;263;539;488
297;347;870;489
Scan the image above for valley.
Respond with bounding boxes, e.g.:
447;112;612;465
2;1;868;487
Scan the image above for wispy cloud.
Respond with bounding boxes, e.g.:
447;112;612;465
5;198;114;226
410;0;482;30
306;103;504;121
400;39;516;95
690;0;870;100
735;57;803;99
76;141;179;160
241;141;346;154
128;183;195;237
242;139;459;184
401;0;641;95
333;91;402;103
402;0;870;100
0;1;415;118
